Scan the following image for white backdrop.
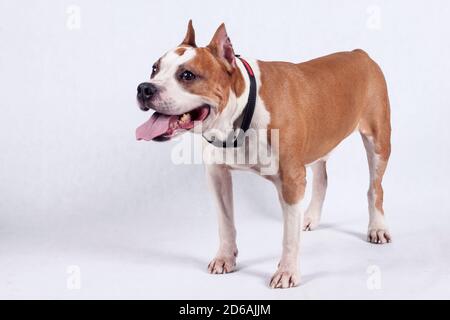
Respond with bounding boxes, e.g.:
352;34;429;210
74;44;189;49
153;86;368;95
1;0;450;299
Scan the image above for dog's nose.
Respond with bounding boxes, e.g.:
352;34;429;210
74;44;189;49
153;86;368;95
137;82;157;101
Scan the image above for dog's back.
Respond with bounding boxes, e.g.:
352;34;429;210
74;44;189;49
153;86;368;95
258;49;390;165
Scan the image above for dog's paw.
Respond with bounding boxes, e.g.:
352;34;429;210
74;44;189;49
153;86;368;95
367;228;392;244
302;213;320;231
207;256;236;274
269;267;300;289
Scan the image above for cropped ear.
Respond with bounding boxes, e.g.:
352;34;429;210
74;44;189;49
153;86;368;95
181;20;196;47
207;23;236;71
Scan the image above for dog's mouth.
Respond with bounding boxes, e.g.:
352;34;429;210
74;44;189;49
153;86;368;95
136;105;210;141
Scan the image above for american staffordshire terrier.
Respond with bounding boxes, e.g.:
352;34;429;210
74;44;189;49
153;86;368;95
136;21;392;288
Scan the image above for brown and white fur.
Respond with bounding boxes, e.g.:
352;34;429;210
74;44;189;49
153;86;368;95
137;21;392;289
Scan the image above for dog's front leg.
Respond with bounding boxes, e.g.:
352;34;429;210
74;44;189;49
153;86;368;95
206;164;238;274
270;167;306;288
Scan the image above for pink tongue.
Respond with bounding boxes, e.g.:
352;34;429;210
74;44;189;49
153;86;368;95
136;113;178;141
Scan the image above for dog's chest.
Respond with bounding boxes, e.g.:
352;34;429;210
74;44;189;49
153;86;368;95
202;133;279;176
202;60;278;175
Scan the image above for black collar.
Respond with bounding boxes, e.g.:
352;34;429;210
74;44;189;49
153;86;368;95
203;56;257;148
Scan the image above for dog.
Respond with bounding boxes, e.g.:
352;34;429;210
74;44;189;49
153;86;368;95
136;21;392;289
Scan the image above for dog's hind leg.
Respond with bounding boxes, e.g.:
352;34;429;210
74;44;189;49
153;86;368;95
206;164;238;274
303;161;328;231
359;88;392;244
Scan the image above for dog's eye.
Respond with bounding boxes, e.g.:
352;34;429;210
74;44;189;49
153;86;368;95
151;64;158;77
180;70;196;81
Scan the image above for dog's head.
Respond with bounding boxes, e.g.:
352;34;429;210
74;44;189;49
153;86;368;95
136;21;245;142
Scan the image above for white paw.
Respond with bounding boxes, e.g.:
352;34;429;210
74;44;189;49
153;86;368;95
367;228;392;244
303;213;320;231
269;267;300;289
208;256;236;274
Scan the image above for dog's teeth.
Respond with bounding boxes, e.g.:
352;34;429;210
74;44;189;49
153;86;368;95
179;113;191;124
